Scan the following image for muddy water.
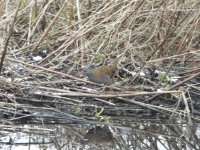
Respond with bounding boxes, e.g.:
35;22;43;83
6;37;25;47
1;118;199;150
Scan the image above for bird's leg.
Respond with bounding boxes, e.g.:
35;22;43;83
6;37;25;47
107;83;113;91
101;83;113;92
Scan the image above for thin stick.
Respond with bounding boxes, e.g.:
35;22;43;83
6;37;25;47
0;2;20;74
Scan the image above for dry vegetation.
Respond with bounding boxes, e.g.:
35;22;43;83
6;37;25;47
0;0;200;149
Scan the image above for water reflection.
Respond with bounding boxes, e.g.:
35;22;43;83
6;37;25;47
0;119;199;150
81;126;114;144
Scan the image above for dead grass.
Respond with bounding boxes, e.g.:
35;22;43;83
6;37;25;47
0;0;200;129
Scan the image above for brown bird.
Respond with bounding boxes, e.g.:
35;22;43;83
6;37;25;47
83;63;118;84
